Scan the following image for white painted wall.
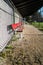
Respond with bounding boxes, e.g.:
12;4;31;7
0;0;23;52
0;0;13;52
15;12;19;23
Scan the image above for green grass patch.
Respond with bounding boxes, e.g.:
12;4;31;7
0;52;5;58
32;22;43;31
11;35;19;41
5;45;14;49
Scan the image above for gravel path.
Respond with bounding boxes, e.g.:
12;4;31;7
23;24;42;34
0;24;43;65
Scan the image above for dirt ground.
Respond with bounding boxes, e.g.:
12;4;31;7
0;24;43;65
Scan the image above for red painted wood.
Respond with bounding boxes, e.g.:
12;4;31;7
11;22;24;32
